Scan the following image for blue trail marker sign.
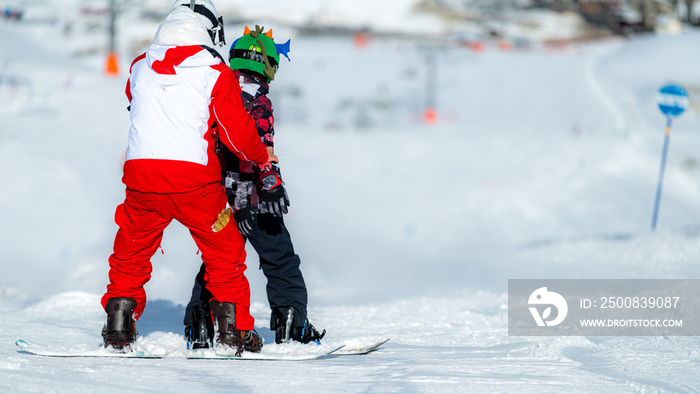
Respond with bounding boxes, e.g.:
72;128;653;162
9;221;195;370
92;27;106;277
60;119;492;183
652;83;689;230
657;84;689;117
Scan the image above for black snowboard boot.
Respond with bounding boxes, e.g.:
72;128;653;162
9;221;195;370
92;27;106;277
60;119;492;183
272;307;325;344
185;308;213;350
102;297;137;350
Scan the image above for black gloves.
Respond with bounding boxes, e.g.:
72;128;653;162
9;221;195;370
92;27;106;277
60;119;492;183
224;162;290;238
234;207;254;237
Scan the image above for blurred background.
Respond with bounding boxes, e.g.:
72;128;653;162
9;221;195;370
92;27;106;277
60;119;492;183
1;0;700;309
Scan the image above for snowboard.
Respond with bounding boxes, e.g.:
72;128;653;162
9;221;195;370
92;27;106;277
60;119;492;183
187;344;345;361
330;338;390;356
16;338;389;360
15;339;164;358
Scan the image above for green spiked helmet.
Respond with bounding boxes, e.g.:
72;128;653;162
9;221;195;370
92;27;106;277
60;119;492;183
229;25;291;82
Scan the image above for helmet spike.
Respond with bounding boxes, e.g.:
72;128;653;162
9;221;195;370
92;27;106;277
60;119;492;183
251;25;264;38
275;39;291;61
265;29;273;39
244;26;251;35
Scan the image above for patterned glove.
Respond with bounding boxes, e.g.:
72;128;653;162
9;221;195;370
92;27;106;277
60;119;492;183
232;180;254;237
256;162;289;217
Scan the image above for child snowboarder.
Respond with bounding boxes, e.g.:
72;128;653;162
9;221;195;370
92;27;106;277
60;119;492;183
184;26;325;348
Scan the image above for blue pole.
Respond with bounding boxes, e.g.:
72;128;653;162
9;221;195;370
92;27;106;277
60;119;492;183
651;117;673;230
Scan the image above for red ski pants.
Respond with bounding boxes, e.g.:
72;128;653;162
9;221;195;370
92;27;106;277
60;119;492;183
101;183;254;329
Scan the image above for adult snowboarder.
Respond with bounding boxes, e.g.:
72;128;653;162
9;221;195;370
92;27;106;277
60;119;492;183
184;26;325;348
102;1;272;356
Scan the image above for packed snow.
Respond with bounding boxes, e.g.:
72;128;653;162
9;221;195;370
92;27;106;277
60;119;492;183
2;1;700;392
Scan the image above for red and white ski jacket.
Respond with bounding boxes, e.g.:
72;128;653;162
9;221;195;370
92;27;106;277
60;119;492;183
122;43;269;194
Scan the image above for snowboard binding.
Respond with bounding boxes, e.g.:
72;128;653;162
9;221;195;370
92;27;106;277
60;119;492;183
272;307;325;344
185;308;214;350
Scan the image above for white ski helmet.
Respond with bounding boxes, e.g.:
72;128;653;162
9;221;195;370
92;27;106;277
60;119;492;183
170;0;225;46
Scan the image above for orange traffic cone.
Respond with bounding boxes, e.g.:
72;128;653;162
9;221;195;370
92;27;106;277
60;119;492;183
424;107;438;124
498;39;512;51
353;32;370;49
105;52;119;76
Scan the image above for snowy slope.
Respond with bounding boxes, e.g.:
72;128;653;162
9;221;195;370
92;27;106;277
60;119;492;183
2;3;700;392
